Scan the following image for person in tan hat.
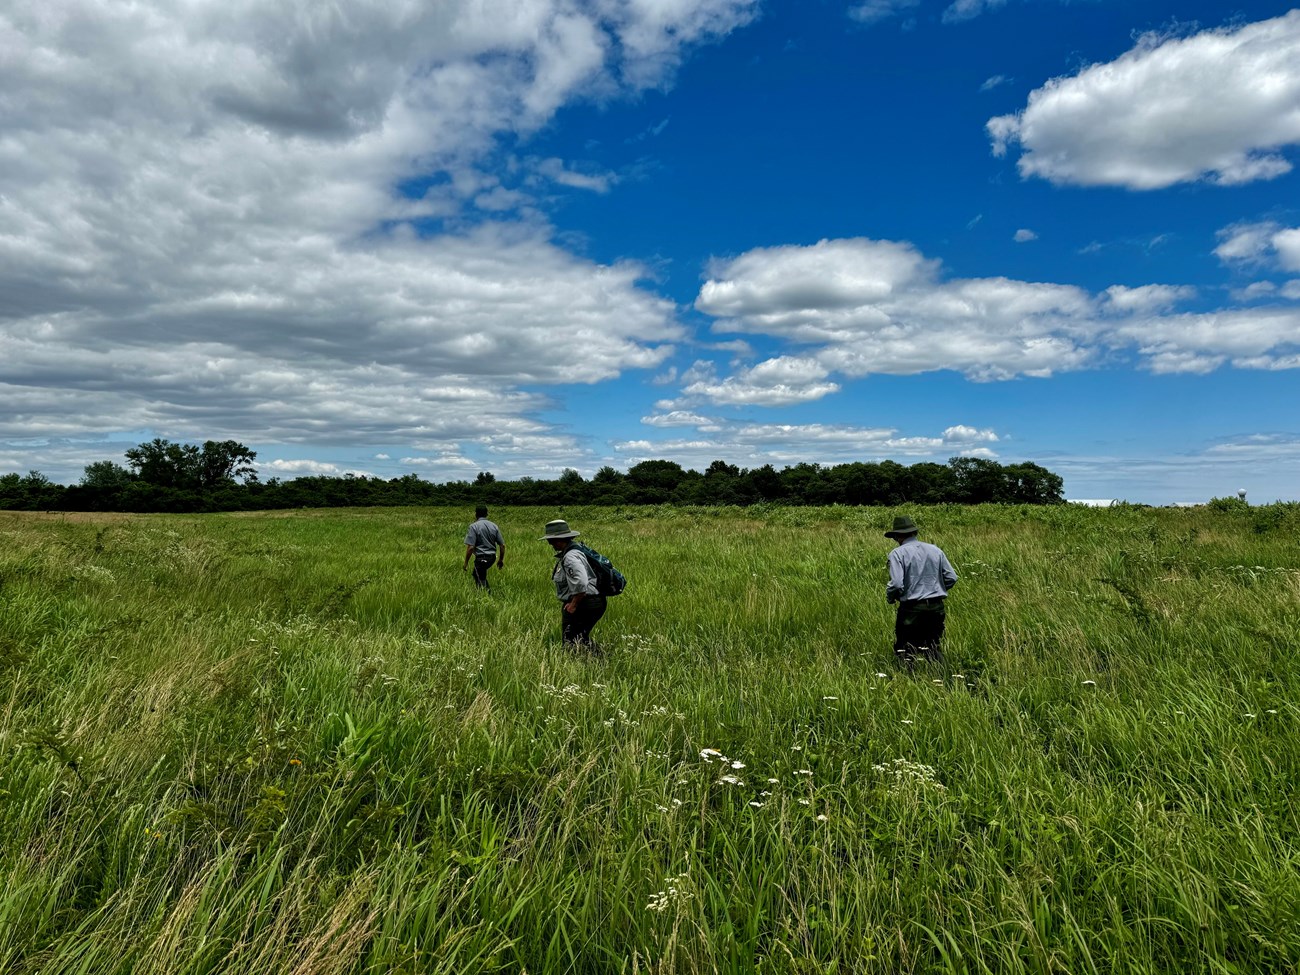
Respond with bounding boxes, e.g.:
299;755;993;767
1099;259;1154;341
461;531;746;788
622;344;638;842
884;515;957;671
541;519;606;649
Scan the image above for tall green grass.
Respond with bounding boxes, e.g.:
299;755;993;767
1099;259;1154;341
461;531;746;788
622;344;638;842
1;503;1297;973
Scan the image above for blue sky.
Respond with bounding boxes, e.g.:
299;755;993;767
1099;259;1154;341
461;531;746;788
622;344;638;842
2;0;1299;503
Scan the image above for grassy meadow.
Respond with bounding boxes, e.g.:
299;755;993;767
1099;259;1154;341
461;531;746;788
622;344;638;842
1;502;1297;974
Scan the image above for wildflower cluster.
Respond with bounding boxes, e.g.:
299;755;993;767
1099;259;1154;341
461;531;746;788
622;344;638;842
251;613;331;638
872;758;946;794
540;682;586;701
700;747;747;786
72;564;116;582
646;873;693;913
1221;564;1298;576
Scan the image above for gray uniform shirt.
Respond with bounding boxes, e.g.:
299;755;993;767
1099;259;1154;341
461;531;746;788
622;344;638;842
464;518;504;557
886;537;958;603
553;547;597;600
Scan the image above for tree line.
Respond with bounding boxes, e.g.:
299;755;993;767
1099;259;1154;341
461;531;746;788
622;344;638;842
0;438;1065;512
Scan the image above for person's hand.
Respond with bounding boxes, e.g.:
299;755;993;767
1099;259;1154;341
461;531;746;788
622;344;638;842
462;563;468;572
564;599;577;614
497;560;504;570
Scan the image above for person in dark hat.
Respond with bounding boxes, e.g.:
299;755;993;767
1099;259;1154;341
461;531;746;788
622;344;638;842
541;519;606;649
463;505;506;591
884;515;957;671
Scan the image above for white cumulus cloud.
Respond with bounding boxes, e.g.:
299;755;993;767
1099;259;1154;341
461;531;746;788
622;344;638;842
1103;284;1196;315
1112;308;1300;374
988;11;1300;189
679;357;842;406
695;238;1098;385
1216;221;1300;272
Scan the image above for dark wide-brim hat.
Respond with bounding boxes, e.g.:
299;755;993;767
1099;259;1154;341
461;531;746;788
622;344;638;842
540;518;581;540
884;515;919;539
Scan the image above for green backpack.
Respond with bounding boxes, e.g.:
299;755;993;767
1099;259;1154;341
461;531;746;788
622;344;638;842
573;542;627;596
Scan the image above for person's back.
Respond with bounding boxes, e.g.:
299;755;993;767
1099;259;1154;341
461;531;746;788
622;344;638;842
883;516;956;670
886;537;956;603
463;507;506;590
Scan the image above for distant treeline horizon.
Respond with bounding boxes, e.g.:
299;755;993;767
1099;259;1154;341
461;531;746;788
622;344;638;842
0;438;1066;512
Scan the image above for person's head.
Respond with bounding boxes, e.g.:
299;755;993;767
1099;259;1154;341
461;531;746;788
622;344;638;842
475;505;488;519
540;518;580;550
884;515;919;546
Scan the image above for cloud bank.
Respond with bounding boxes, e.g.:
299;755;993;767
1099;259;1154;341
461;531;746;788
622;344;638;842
683;237;1300;405
0;0;756;455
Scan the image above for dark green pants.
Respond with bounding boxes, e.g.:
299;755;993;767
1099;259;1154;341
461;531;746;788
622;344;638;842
894;598;946;667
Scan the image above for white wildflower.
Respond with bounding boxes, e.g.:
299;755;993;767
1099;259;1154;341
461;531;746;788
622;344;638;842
873;758;946;794
646;873;693;913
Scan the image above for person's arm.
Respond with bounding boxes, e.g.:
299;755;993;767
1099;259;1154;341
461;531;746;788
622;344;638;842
562;550;590;613
496;541;506;569
886;550;905;604
940;552;957;593
463;543;474;571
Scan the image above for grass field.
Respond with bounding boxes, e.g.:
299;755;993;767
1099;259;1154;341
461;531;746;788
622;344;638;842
1;503;1297;974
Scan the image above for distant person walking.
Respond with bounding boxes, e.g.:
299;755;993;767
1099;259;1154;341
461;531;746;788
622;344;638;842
463;506;506;591
542;519;606;649
885;515;957;670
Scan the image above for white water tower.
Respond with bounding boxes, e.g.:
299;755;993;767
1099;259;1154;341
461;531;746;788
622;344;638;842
1238;488;1247;503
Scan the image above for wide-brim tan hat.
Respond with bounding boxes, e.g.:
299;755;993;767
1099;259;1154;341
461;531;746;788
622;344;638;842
540;518;581;540
884;515;919;538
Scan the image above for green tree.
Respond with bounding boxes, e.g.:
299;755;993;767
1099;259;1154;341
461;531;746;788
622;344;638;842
124;439;201;489
0;471;64;510
124;438;256;491
949;456;1008;503
627;460;686;502
81;460;135;491
197;440;258;489
1003;462;1064;504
